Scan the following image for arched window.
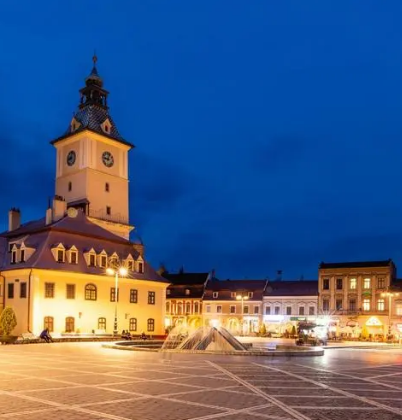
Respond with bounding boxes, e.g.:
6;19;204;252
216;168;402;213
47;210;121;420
65;317;75;333
129;318;137;331
147;318;155;332
177;302;183;315
44;316;54;332
85;284;97;301
98;317;106;330
194;302;199;314
186;302;191;314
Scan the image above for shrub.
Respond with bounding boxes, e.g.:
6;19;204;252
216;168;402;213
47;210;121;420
0;307;17;336
259;323;267;336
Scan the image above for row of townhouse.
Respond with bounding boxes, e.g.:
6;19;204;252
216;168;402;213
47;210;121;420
162;270;319;335
162;259;402;338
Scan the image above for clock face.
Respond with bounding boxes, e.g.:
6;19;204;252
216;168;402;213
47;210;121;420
66;151;76;166
102;151;114;168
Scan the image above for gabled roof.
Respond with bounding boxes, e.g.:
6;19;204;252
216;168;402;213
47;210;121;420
203;280;268;301
264;280;318;297
319;260;394;269
163;272;209;286
51;105;134;148
0;212;168;283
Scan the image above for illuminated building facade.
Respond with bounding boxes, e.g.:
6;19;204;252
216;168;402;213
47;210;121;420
0;58;169;336
318;260;402;338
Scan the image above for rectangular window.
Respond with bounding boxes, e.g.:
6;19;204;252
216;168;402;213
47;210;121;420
349;298;356;311
230;305;236;314
148;291;155;305
206;305;211;313
212;292;218;298
44;316;54;332
363;299;371;311
336;278;343;290
20;250;25;262
66;284;75;299
57;250;64;263
243;305;249;314
147;318;155;332
248;292;253;298
129;318;137;331
105;183;110;192
231;292;236;298
323;279;330;290
138;262;144;273
336;299;342;311
71;252;77;264
396;303;402;316
98;317;106;330
323;300;329;311
309;306;315;315
45;283;55;298
265;306;271;315
217;305;222;313
274;306;280;315
254;306;259;314
299;307;305;316
89;254;96;266
194;302;199;314
286;306;292;315
364;278;371;289
106;206;111;215
7;283;14;299
377;299;385;311
110;287;119;302
130;289;138;303
377;277;385;289
20;282;27;298
350;278;357;289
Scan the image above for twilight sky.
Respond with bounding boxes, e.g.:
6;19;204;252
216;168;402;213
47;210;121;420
1;1;402;279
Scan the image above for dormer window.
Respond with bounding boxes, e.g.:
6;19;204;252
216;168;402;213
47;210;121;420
57;249;65;263
100;255;107;268
89;253;96;267
11;249;17;264
104;125;109;133
138;262;144;273
127;260;134;270
20;249;25;263
231;292;236;298
166;289;171;295
248;292;253;299
70;251;78;264
185;289;190;296
213;292;219;299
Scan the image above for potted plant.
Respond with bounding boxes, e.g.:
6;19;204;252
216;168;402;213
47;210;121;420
0;307;18;344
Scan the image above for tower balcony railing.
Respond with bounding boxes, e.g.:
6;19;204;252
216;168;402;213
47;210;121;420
88;209;131;226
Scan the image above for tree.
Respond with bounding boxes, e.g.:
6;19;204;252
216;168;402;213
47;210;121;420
291;325;297;338
259;323;267;336
0;307;17;336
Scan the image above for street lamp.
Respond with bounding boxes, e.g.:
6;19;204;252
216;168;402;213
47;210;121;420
106;266;128;335
381;290;399;339
236;294;249;336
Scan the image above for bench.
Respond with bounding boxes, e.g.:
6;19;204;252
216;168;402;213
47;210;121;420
21;333;40;344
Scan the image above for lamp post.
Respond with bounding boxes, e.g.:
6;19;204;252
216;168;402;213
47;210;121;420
236;294;249;336
106;266;128;336
381;290;399;339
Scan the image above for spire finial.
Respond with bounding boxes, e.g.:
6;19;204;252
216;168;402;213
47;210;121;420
92;50;98;67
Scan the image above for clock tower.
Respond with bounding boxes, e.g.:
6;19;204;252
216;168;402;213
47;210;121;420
51;56;134;239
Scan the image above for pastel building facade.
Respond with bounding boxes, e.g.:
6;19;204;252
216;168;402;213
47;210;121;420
0;58;168;336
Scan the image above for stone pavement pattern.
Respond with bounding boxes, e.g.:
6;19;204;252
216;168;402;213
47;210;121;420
2;344;402;419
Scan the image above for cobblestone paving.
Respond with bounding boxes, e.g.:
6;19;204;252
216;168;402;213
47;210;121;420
2;344;402;419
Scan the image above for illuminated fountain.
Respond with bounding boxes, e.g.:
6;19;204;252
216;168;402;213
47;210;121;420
161;325;247;352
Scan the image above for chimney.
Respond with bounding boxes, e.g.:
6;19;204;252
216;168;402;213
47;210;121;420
45;207;53;225
276;270;282;281
8;208;21;231
52;195;67;222
157;263;167;276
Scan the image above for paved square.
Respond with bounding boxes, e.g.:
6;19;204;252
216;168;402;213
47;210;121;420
2;343;402;419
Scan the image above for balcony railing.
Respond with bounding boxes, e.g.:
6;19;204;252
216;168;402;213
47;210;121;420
88;209;131;226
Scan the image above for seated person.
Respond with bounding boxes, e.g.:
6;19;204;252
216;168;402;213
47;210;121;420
40;328;53;343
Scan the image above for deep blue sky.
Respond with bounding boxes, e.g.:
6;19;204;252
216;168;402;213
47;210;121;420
1;1;402;280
